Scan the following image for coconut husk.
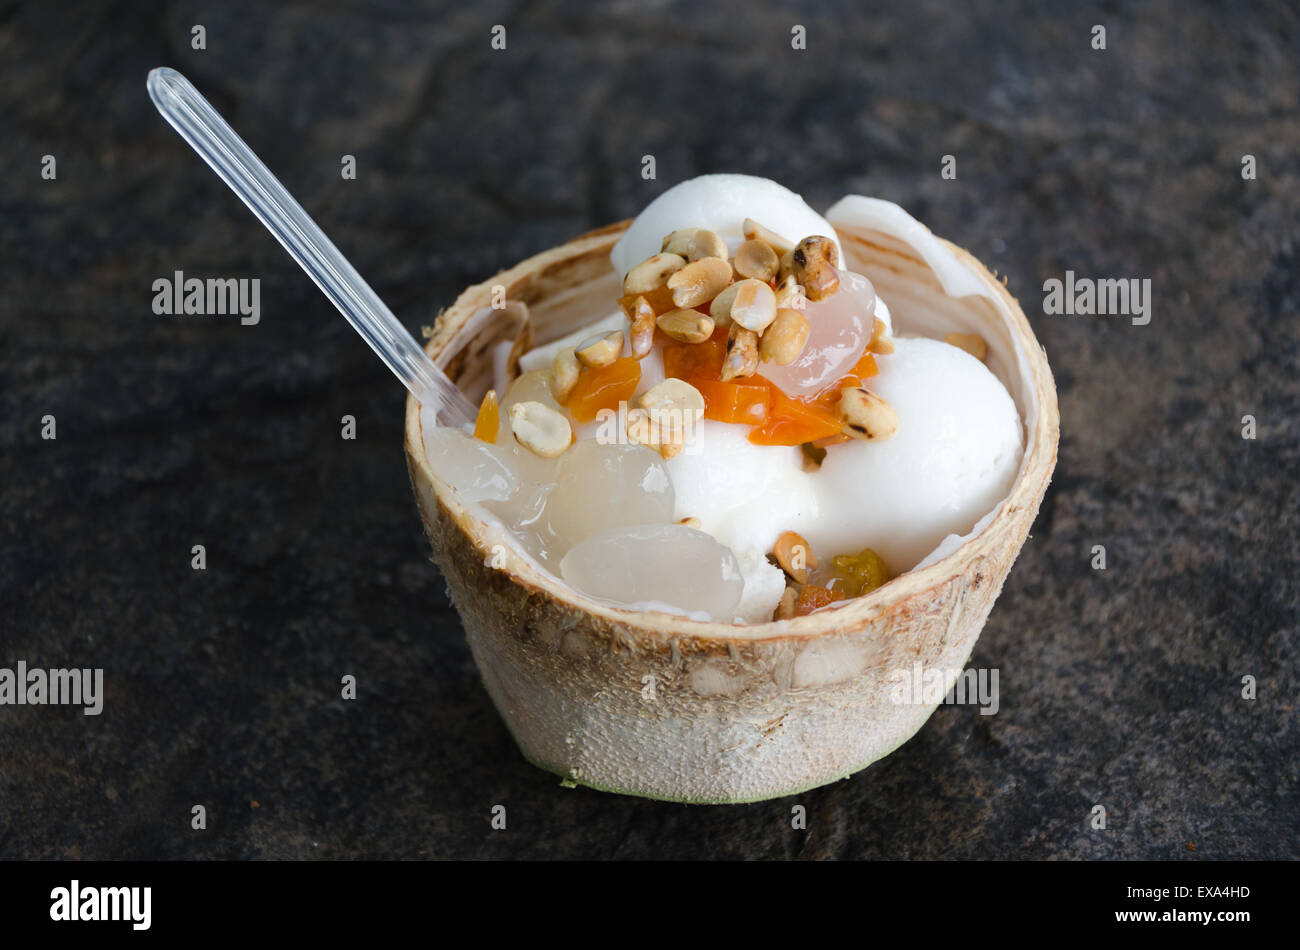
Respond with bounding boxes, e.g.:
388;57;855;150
404;218;1058;803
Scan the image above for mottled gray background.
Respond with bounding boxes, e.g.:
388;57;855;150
1;0;1296;859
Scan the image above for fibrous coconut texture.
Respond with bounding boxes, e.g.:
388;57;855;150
405;206;1058;803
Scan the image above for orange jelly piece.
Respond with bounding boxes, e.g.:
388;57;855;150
749;383;844;446
794;584;847;616
663;333;877;446
564;357;642;423
808;350;879;410
842;351;878;386
618;286;676;316
473;389;499;443
662;324;727;380
796;349;879;447
692;377;770;426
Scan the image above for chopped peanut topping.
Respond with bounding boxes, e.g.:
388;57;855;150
734;238;780;281
709;283;740;326
775;586;799;620
625;295;656;358
869;315;895;354
661;229;698;256
685;228;727;262
576;330;624;368
774;274;807;311
790;236;840;301
742;217;795;256
720;325;759;381
667;257;732;309
551;348;580;402
638;378;706;419
625;406;683;459
836;387;898;441
624;252;685;295
729;279;777;333
772;530;818;584
510;401;572;458
760;308;811;365
656;308;715;344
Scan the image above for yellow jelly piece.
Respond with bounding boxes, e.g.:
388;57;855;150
473;389;499;444
830;548;891;597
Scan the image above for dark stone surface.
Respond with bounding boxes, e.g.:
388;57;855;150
1;0;1296;859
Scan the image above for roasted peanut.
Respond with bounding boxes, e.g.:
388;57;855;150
551;347;580;402
659;441;684;460
775;586;799;620
791;236;840;301
625;407;655;445
801;234;840;267
637;377;706;417
576;330;625;368
510;400;572;458
686;228;728;261
774;274;807;311
659;227;727;261
760;308;811;365
624;252;685;295
661;229;697;256
728;278;777;333
666;256;732;309
778;248;796;282
709;283;740;326
743;217;794;256
869;315;895;354
626;295;656;358
625;407;683;459
836;386;899;440
720;324;759;381
772;530;818;584
638;378;704;444
734;238;780;281
656;308;715;343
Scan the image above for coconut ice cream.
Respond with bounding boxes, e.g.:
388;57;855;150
609;174;842;278
404;175;1059;802
424;174;1022;624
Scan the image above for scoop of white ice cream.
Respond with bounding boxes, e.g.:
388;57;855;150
665;421;814;624
666;421;818;559
804;337;1023;572
610;174;841;279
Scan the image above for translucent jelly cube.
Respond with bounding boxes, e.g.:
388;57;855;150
484;481;560;566
543;439;675;553
560;523;743;620
496;370;568;483
422;425;519;503
761;270;877;399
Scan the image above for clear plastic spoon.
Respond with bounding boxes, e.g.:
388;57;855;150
146;66;477;429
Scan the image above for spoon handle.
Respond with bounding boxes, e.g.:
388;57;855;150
147;67;477;428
